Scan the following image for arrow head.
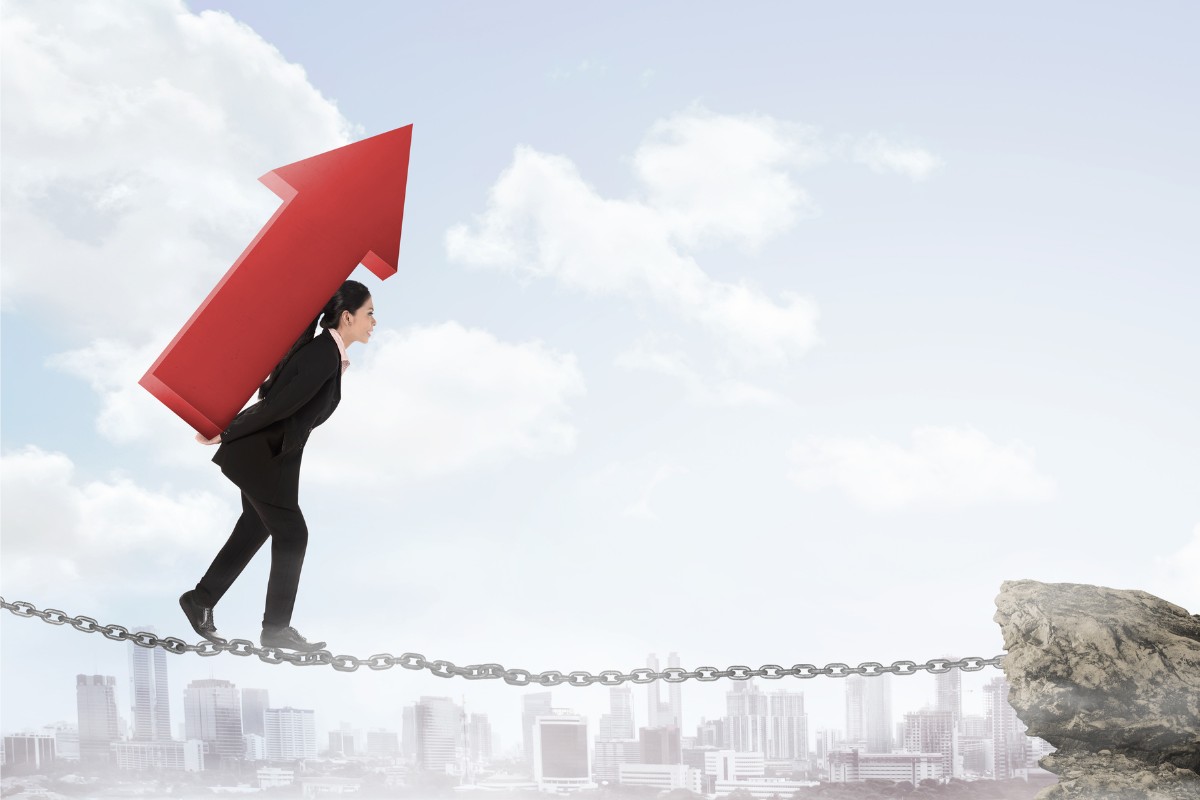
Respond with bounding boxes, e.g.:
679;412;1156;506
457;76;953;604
260;124;412;277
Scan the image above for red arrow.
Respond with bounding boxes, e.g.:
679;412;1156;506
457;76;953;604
140;125;413;438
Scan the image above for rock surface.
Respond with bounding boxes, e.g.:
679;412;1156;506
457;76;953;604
994;580;1200;799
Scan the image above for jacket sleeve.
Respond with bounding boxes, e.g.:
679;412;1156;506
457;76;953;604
220;337;336;444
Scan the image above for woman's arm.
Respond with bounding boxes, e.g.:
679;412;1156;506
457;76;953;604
218;340;336;444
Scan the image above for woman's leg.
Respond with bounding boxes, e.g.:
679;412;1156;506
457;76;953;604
193;492;269;608
242;494;309;630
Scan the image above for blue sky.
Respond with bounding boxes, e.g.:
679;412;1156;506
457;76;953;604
2;0;1197;752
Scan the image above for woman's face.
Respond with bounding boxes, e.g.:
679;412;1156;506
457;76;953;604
337;297;375;346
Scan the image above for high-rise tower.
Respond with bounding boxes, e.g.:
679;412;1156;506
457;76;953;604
128;626;171;741
865;673;893;753
76;675;119;763
184;679;243;766
935;655;962;723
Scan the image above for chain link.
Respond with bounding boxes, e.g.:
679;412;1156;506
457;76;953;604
0;596;1004;682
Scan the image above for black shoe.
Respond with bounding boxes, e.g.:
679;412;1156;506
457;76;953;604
261;626;326;652
179;591;227;645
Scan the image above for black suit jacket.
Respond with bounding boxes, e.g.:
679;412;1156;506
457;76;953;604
212;329;342;509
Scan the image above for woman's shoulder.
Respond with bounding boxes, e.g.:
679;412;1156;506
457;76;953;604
293;328;339;370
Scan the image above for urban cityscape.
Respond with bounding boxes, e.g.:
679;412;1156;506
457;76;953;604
1;640;1058;799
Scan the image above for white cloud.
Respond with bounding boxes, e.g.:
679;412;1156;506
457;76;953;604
622;463;689;521
614;334;783;407
1151;523;1200;612
854;133;944;181
445;107;824;367
788;426;1056;510
306;323;586;483
0;446;235;597
0;0;356;342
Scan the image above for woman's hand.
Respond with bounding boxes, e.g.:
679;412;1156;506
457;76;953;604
195;432;222;445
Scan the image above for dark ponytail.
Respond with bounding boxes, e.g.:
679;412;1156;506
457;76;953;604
258;280;372;399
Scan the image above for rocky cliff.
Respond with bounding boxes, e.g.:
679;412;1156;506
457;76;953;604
994;580;1200;799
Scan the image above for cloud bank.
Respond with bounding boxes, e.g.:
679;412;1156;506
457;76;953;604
788;426;1057;510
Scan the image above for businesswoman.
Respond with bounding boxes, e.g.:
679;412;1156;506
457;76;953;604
179;279;375;652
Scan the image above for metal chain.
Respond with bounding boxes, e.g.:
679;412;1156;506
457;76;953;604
0;596;1003;681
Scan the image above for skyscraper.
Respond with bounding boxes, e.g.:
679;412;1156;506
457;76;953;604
533;711;593;792
128;626;171;741
865;673;893;754
184;679;244;766
935;655;962;723
402;706;417;761
415;696;462;772
725;681;768;753
265;707;317;761
76;675;119;763
241;688;270;738
469;714;493;762
645;654;682;730
594;687;640;782
598;686;635;739
844;675;868;747
522;692;553;766
983;677;1026;779
639;726;681;764
904;709;958;778
766;690;808;760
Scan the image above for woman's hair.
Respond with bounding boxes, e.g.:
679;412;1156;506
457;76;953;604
258;279;371;399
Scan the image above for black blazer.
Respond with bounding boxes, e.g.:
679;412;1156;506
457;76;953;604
212;330;342;509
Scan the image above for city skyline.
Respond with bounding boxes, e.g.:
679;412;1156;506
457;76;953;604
3;642;1017;770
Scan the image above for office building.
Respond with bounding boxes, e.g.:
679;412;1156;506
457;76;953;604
414;696;462;772
960;736;993;775
619;763;703;792
42;722;79;761
77;674;119;764
844;675;868;747
594;739;641;782
245;733;266;761
696;717;725;749
467;714;491;762
242;688;270;738
369;729;401;757
645;653;682;730
960;714;989;738
812;729;839;768
865;673;892;754
725;682;807;759
184;679;244;766
184;739;205;772
112;741;185;771
904;709;958;778
265;707;317;761
767;690;808;760
725;681;768;753
4;734;55;768
594;687;639;782
258;767;294;788
521;692;552;765
328;723;361;756
704;750;765;781
533;711;594;792
935;655;962;723
402;706;417;761
984;677;1027;779
128;625;171;741
640;726;681;764
599;686;635;739
827;750;944;783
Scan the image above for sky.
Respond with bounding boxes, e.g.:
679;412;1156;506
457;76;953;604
2;0;1197;755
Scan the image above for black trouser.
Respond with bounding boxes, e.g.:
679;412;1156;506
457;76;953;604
193;491;308;630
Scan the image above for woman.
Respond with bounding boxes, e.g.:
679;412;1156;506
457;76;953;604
179;280;375;652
